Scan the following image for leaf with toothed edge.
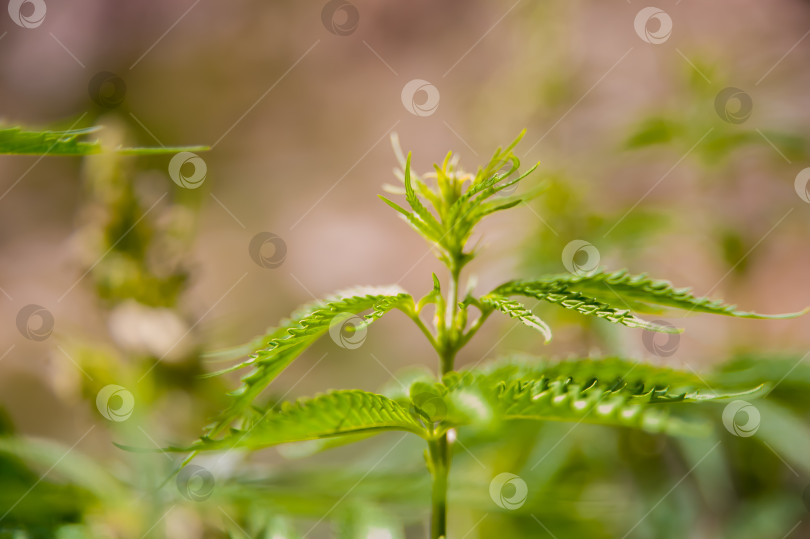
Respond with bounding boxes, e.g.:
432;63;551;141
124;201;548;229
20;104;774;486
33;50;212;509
480;294;552;343
496;270;809;319
434;357;768;437
169;390;427;452
491;281;681;334
158;358;767;455
383;130;546;267
203;287;414;439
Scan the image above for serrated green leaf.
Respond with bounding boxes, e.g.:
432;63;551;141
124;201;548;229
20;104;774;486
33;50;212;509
205;287;414;438
492;280;680;333
435;357;764;437
480;294;552;343
403;154;443;239
379;195;442;249
503;270;808;318
180;390;426;452
383;131;543;269
0;126;207;155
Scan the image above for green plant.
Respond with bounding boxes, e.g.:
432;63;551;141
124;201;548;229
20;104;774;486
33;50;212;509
0;125;207;155
0;122;213;537
172;132;804;538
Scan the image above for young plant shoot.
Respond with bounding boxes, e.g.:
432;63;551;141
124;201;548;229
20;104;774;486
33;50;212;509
176;132;805;539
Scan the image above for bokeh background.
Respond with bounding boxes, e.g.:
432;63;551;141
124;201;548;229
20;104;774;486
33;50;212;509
1;0;810;537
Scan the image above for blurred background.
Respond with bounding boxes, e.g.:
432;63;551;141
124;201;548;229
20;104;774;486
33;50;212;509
1;0;810;537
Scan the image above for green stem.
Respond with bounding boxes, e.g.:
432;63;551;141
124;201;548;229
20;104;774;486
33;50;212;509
458;309;492;349
408;310;439;350
429;261;462;539
440;262;461;375
445;267;459;336
428;436;449;539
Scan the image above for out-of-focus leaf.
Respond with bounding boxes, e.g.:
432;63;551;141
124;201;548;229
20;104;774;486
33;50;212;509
434;358;765;437
751;399;810;476
0;126;207;155
624;117;684;148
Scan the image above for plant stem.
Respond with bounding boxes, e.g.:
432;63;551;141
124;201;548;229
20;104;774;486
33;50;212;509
440;262;461;375
428;436;449;539
445;266;459;337
429;260;462;539
458;309;491;349
408;311;439;350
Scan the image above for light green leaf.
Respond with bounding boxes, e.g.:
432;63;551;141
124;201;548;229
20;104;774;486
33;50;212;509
384;131;543;268
181;390;426;452
403;154;443;239
492;280;680;333
501;270;808;318
0;126;207;155
437;358;765;437
205;287;414;438
480;294;552;343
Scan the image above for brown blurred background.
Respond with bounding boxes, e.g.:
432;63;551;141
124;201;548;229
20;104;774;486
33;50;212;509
1;0;810;536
